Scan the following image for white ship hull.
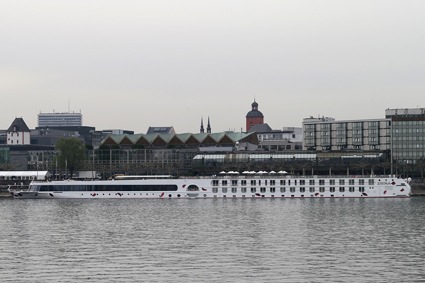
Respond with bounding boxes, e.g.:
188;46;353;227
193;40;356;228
11;175;411;199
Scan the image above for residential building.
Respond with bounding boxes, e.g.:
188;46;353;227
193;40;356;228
7;118;31;145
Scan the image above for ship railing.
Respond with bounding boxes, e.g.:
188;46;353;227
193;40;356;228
191;174;405;180
7;185;30;192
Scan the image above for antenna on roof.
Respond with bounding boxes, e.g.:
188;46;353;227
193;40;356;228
68;99;70;113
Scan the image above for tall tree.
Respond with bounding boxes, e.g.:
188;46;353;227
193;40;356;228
56;138;86;178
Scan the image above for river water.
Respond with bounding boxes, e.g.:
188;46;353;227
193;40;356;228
0;197;424;283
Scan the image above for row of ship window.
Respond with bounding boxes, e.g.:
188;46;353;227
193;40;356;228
37;185;179;192
211;187;366;193
211;179;373;186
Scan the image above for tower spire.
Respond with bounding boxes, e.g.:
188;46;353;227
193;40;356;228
207;116;211;133
200;117;204;133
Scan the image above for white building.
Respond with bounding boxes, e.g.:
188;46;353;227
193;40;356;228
38;111;82;127
7;118;31;145
249;124;303;151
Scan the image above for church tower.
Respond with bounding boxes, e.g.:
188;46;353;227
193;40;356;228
245;100;264;132
207;117;211;133
200;118;205;133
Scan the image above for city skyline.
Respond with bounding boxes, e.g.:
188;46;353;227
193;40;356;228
1;1;424;133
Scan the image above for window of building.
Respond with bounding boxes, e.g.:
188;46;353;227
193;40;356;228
222;188;227;193
212;188;218;193
260;187;266;193
232;180;238;186
241;187;247;193
319;187;325;193
309;187;315;193
280;187;286;193
232;188;237;193
339;187;345;192
330;187;335;193
251;187;256;193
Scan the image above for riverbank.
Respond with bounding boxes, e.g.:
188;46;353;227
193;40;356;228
411;182;425;196
0;191;11;198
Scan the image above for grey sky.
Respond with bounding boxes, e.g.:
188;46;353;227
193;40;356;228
1;1;424;133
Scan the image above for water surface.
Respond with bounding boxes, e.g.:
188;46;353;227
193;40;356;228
0;197;424;282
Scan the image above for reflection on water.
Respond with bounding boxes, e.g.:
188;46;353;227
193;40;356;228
0;198;424;282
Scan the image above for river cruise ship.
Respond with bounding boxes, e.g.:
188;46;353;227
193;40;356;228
10;173;411;199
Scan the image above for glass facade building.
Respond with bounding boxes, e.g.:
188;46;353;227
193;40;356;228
387;109;425;164
302;117;390;151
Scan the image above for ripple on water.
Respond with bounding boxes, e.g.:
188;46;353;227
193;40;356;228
0;198;424;282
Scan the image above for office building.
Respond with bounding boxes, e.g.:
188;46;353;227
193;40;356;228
38;112;82;127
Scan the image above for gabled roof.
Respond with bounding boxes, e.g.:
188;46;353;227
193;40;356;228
103;135;119;145
120;136;134;145
201;135;217;145
248;123;272;133
185;135;201;145
143;134;159;144
8;118;30;132
134;134;150;145
151;135;167;146
175;133;192;143
191;133;209;143
209;133;226;142
100;132;259;147
168;135;184;145
226;132;247;141
218;134;234;145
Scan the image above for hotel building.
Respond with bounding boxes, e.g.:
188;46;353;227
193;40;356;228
302;116;390;151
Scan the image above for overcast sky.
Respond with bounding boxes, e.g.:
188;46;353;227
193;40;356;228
1;1;424;133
